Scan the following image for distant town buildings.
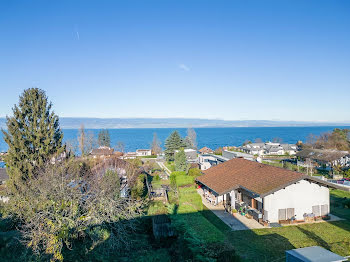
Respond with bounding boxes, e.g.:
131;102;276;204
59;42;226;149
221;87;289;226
240;142;297;156
296;149;350;169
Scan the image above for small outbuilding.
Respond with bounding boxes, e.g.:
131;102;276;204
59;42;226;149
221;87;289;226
285;246;347;262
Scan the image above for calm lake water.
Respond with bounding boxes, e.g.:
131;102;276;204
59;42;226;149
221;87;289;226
0;126;348;153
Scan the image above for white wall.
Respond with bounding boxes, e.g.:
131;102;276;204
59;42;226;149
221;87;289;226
263;180;329;222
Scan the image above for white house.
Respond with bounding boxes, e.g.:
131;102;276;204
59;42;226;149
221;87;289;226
196;158;340;224
136;149;152;156
198;154;228;170
222;150;255;161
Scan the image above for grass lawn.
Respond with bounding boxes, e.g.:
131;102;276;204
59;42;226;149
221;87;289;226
228;220;350;261
175;175;194;187
147;201;168;216
151;178;169;189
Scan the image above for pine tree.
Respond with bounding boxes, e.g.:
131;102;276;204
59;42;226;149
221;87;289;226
98;129;111;147
174;148;188;172
164;131;186;161
2;88;64;188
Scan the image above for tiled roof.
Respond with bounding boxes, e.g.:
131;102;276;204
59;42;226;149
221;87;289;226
90;147;114;155
199;147;213;153
196;158;305;197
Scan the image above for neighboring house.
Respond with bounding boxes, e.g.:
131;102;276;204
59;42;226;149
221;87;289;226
122;152;138;159
199;150;254;170
0;168;9;185
174;148;197;162
90;146;115;158
136;149;152;157
198;154;229;170
222;150;255;161
240;142;297;156
241;143;265;155
91;157;139;198
196;158;340;223
199;147;213;154
184;149;197;161
285;246;347;262
296;149;350;168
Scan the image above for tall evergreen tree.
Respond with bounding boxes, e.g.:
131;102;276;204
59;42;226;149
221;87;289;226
164;131;186;161
98;129;111;147
2;88;64;188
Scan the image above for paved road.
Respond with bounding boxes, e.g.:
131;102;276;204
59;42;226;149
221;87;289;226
157;161;171;177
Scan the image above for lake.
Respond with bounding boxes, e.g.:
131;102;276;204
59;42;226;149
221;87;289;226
0;126;348;153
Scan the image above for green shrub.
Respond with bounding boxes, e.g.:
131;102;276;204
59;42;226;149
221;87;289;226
131;174;146;199
170;174;177;190
153;174;160;182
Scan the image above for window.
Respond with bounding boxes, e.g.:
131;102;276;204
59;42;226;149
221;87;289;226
279;208;295;220
287;208;295;219
312;205;320;217
278;209;286;220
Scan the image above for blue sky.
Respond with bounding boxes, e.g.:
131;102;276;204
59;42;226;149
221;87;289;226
0;0;349;122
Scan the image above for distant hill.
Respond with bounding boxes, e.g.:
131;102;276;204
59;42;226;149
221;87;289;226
1;117;350;129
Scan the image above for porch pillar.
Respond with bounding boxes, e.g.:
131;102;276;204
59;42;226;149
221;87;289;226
230;191;236;209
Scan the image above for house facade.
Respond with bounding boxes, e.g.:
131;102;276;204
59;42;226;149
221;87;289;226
196;158;338;223
136;149;152;156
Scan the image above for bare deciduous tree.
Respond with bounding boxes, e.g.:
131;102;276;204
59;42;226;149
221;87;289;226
78;124;97;155
186;128;197;149
115;141;125;153
151;133;161;155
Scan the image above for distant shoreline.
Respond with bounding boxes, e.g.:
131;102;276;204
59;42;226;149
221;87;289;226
2;117;349;129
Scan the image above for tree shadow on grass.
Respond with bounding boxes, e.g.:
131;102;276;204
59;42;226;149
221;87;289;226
2;210;350;262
